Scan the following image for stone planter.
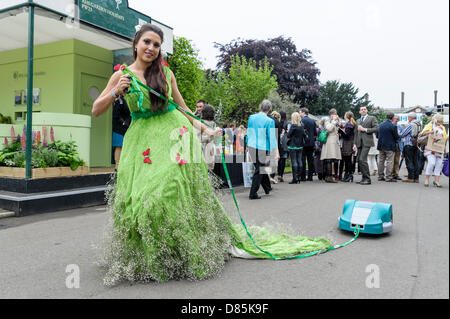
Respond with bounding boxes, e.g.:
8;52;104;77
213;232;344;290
0;166;88;179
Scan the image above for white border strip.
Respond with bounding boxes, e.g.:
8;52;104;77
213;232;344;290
0;186;106;202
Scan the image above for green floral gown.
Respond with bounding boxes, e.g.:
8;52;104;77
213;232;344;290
102;65;332;285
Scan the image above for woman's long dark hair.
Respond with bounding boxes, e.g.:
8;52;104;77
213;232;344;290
133;24;168;112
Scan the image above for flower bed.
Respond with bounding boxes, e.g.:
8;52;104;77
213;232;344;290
0;125;87;179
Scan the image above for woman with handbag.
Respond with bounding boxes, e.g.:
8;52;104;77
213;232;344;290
277;111;290;182
286;112;306;184
320;109;342;183
420;114;448;187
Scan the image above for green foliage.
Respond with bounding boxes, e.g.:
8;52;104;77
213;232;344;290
167;36;204;110
47;140;86;170
310;80;373;117
268;91;301;118
201;55;278;125
0;113;12;124
370;107;389;124
0;139;84;170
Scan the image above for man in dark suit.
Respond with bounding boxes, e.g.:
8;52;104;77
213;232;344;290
376;112;399;182
353;106;379;185
299;108;317;181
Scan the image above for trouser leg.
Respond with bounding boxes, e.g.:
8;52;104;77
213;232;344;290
357;146;371;180
378;150;386;178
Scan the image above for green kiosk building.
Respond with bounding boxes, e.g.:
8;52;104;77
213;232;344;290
0;0;173;169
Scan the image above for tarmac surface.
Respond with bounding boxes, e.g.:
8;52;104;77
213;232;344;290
0;169;448;299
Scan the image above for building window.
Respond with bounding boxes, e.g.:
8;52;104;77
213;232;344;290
89;86;100;101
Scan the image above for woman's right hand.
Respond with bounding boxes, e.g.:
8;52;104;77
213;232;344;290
114;74;132;95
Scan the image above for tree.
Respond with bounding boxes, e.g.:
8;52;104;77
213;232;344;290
267;91;301;118
214;36;320;107
310;80;374;117
166;36;204;110
201;55;278;125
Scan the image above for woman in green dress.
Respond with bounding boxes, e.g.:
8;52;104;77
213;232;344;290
92;24;331;285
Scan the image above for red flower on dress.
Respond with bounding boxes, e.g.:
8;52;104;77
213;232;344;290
114;64;125;71
143;148;152;164
163;59;169;67
179;126;188;137
176;153;187;166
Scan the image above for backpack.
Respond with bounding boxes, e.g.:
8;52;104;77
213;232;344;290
410;121;422;147
280;133;289;152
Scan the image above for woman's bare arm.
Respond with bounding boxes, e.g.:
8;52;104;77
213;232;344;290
92;71;131;117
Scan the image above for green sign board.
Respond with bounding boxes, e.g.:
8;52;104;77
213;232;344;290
78;0;151;39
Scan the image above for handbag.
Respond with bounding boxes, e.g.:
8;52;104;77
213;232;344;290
417;133;428;147
442;158;449;177
318;129;328;143
281;133;289;153
242;151;255;187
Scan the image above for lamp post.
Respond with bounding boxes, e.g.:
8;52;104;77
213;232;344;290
25;0;35;179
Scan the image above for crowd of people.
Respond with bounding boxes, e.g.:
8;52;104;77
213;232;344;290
193;99;449;200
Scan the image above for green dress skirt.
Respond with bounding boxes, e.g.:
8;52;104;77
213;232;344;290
102;65;331;285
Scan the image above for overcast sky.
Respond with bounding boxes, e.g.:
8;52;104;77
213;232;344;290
129;0;449;109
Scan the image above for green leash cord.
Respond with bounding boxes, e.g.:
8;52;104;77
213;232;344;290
126;72;361;260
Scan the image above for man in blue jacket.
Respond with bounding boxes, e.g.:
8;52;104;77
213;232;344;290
376;112;399;182
246;100;280;200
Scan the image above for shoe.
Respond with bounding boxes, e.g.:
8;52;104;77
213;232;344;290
433;181;442;188
395;176;402;180
278;176;284;182
424;183;429;187
270;178;276;184
300;178;307;182
371;170;377;176
385;179;397;182
289;180;298;184
359;179;372;185
402;178;415;183
325;176;338;183
414;179;419;183
307;177;313;182
378;177;386;181
264;187;272;194
341;175;353;183
249;194;261;200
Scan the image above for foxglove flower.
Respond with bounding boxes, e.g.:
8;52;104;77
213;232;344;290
10;126;16;143
21;133;26;150
50;127;55;143
42;125;48;147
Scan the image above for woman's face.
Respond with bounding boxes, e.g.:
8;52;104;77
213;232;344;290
436;120;443;126
135;31;162;63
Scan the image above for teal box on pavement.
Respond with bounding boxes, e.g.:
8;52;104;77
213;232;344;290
338;200;393;234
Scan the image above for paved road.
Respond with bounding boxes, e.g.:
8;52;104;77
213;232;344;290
0;170;448;299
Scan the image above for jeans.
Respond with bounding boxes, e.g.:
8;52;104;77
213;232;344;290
300;146;314;180
289;149;303;180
